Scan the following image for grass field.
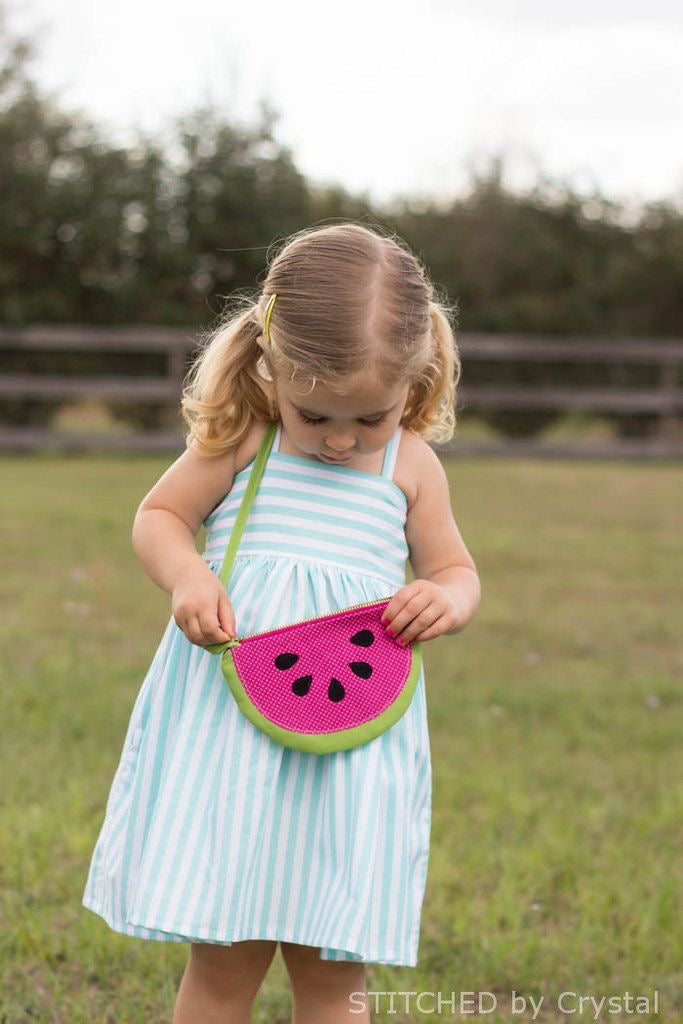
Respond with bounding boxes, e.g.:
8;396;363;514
1;452;681;1022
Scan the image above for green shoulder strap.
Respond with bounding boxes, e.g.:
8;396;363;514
203;420;277;655
216;419;277;590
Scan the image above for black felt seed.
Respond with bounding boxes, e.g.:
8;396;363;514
350;629;374;647
275;652;299;670
292;674;312;696
328;678;345;702
349;661;372;679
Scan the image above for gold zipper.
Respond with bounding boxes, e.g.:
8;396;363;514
221;595;393;648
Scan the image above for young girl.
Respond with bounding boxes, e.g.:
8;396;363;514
82;222;481;1024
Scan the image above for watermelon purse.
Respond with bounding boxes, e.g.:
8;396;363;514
203;420;423;755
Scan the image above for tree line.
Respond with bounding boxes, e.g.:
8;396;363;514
1;9;681;439
2;10;681;335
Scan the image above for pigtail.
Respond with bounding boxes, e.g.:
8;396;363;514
402;299;460;443
181;300;276;456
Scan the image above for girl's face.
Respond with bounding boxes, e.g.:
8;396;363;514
275;373;411;464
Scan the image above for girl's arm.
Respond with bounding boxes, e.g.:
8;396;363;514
132;445;238;596
385;433;481;644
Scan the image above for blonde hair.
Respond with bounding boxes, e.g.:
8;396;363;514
181;222;460;455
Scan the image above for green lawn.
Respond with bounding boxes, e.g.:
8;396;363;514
1;453;681;1022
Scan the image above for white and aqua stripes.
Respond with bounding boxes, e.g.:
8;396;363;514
82;421;432;965
201;422;409;588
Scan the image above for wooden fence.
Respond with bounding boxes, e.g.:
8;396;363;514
1;324;682;459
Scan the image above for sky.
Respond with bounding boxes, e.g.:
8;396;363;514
7;0;683;211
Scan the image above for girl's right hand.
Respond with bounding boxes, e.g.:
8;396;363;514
171;568;237;647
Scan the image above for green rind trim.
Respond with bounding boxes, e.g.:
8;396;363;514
218;641;423;754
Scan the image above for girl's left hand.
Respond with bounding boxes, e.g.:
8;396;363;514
380;579;464;645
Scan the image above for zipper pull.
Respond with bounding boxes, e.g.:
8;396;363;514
205;636;241;655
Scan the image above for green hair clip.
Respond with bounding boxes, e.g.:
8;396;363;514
264;293;277;344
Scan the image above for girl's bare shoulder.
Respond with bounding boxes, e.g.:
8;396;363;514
233;418;272;473
393;427;437;510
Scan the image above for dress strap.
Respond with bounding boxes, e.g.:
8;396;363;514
381;425;402;480
273;420;282;453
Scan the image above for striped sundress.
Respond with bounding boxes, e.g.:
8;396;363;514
82;419;432;966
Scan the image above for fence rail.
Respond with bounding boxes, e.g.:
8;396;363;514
1;324;682;459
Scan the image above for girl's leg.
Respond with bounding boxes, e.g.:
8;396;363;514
172;939;278;1024
280;941;372;1024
